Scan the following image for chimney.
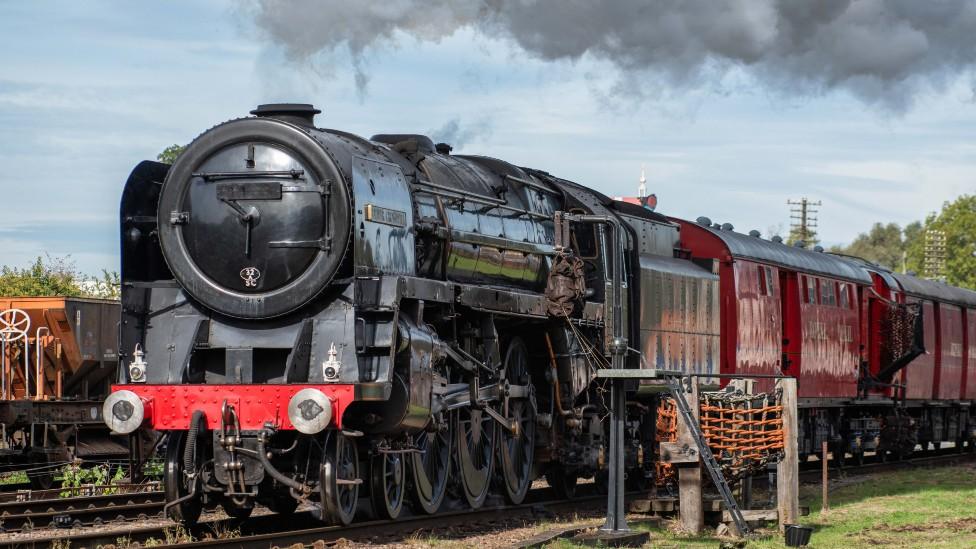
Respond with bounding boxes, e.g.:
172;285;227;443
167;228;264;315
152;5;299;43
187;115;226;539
250;103;321;128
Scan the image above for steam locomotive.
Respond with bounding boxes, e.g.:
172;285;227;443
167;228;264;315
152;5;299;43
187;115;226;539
106;104;976;524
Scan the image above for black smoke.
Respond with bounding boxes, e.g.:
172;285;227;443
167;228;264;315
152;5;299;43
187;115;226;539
249;0;976;111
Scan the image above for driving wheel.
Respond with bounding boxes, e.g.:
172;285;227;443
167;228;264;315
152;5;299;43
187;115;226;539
456;405;495;509
498;337;535;505
370;447;405;520
411;420;452;514
320;431;360;525
164;424;204;525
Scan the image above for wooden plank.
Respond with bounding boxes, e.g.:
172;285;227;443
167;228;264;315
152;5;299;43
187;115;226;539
677;377;703;534
660;441;699;464
822;439;830;512
653;499;677;512
629;499;653;513
777;377;799;531
723;509;779;522
515;523;598;549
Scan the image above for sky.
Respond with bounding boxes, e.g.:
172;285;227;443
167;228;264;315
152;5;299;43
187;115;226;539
1;1;975;275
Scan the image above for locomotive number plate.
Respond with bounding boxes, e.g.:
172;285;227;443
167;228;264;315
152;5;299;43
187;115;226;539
365;204;407;227
216;182;282;200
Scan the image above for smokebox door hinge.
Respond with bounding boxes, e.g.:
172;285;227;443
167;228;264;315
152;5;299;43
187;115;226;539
170;211;190;225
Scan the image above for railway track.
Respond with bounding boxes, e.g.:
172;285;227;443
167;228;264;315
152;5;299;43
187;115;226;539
0;489;608;548
0;482;159;504
0;451;970;547
797;448;975;483
0;491;164;532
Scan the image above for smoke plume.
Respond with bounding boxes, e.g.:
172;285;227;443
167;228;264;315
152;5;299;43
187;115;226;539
250;0;976;111
428;117;494;150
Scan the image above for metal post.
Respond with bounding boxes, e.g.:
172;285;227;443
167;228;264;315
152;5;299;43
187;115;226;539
23;337;29;401
1;339;5;400
36;327;49;400
601;220;629;534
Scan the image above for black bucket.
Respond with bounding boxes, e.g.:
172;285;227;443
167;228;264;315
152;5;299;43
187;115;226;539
784;524;813;547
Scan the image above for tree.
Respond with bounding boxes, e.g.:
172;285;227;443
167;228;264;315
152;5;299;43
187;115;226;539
829;222;916;272
912;195;976;289
0;256;84;297
85;270;121;300
0;256;120;299
157;144;186;164
830;195;975;290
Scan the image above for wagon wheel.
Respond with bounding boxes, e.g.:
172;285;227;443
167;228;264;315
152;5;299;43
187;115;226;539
164;428;203;525
320;432;360;525
411;420;452;514
221;500;253;520
545;463;578;500
370;447;405;520
456;404;495;509
498;337;535;505
267;491;300;515
27;454;56;491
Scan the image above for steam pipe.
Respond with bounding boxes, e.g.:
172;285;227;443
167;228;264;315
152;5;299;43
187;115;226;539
254;430;311;495
544;333;572;417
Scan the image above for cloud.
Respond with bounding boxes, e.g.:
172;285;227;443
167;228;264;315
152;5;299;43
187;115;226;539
247;0;976;112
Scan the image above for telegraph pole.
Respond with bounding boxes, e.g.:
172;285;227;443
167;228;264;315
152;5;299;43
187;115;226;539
787;198;821;248
924;229;947;281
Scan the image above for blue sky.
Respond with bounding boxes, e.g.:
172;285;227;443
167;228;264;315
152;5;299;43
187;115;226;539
1;1;974;274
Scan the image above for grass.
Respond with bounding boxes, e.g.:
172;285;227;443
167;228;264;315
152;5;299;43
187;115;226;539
541;463;976;549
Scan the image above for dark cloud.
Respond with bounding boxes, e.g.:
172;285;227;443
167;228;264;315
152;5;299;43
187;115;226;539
249;0;976;111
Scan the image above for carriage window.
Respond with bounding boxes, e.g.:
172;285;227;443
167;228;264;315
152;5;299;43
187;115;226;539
805;277;818;304
839;283;850;308
820;280;836;306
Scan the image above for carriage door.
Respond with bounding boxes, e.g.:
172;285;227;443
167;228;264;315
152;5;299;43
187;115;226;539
780;270;802;378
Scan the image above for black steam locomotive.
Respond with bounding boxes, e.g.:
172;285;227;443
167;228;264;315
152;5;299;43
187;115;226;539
106;104;714;523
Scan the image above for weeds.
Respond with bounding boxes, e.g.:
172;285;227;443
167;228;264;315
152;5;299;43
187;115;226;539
163;523;195;545
59;463;126;497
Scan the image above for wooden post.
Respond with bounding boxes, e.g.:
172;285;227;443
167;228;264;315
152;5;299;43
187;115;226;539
777;377;799;530
677;377;703;533
821;440;829;512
